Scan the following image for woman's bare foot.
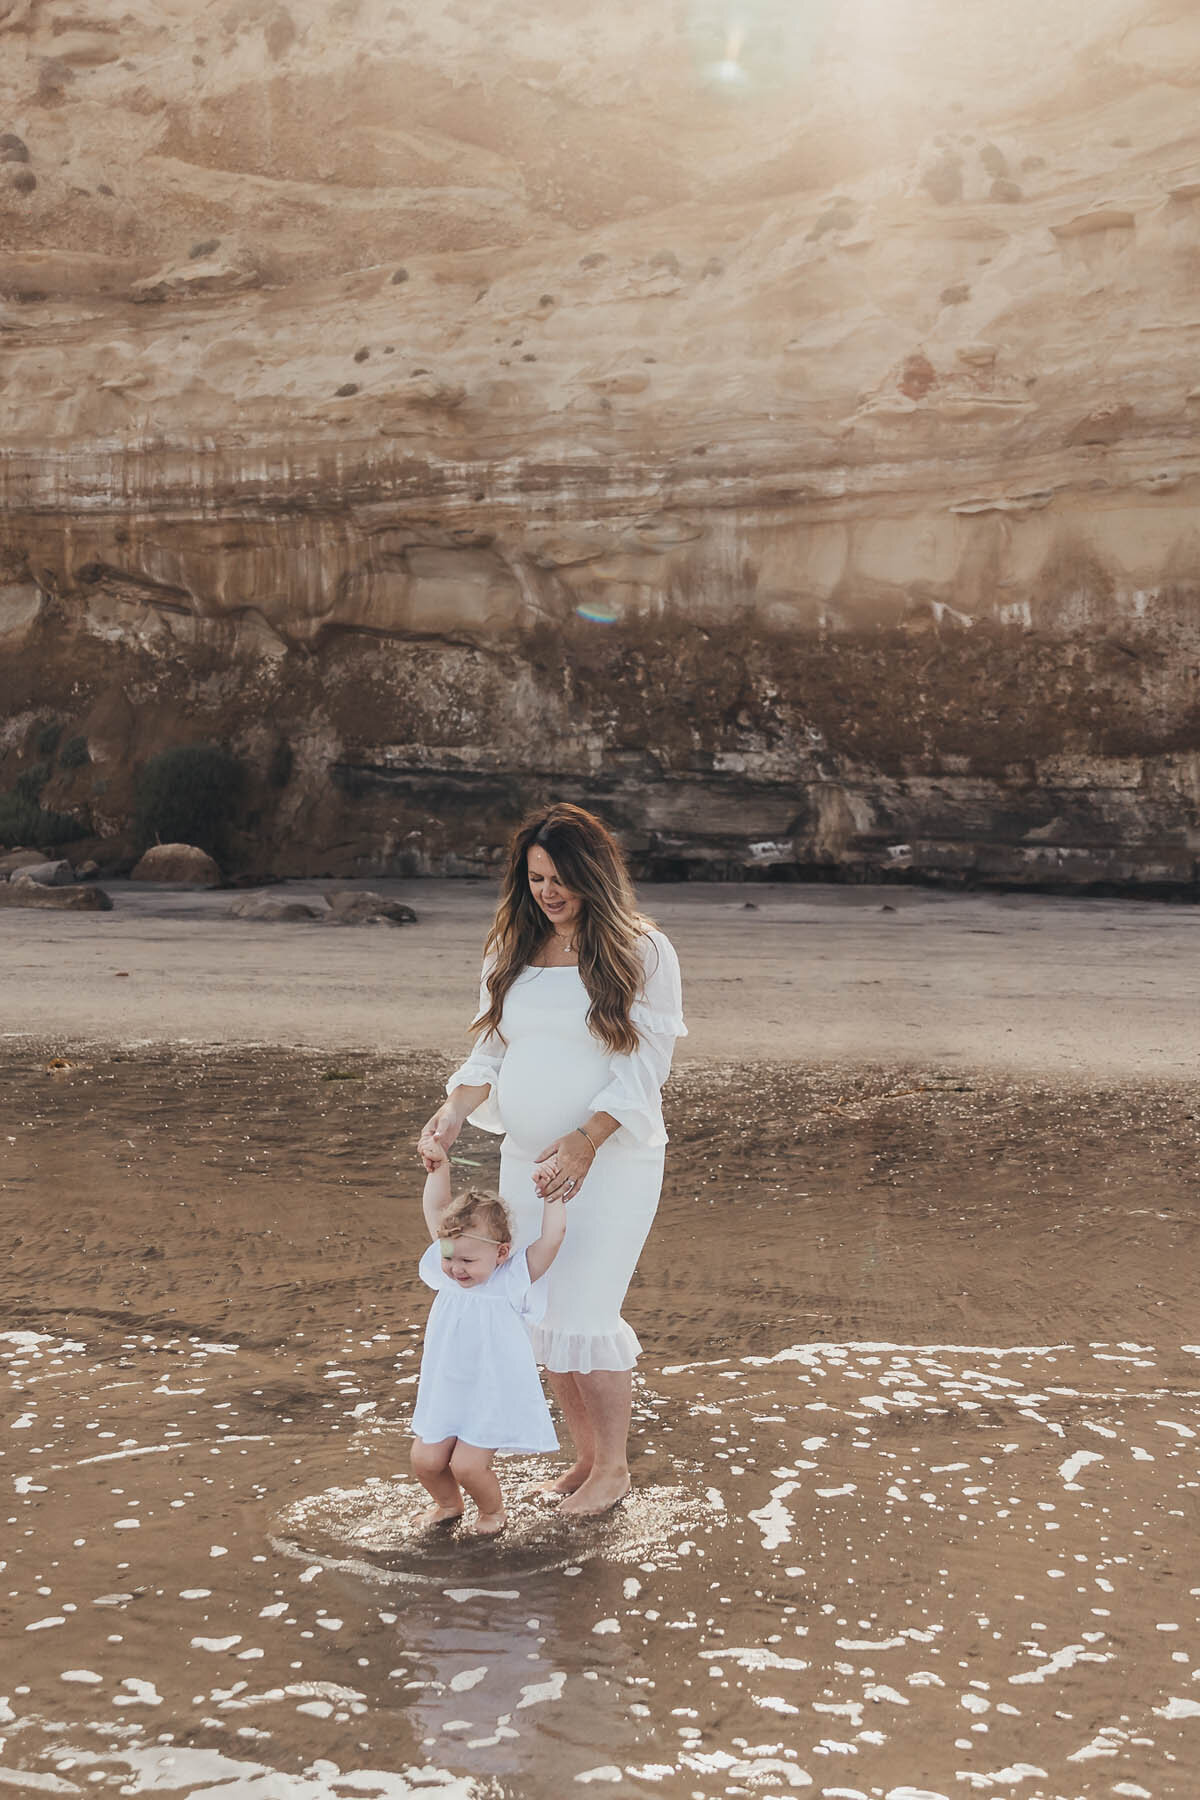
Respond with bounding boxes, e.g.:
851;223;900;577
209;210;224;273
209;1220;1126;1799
557;1471;631;1517
464;1509;507;1537
521;1460;591;1502
412;1502;463;1531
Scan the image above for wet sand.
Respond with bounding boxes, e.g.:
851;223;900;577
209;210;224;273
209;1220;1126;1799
3;884;1200;1798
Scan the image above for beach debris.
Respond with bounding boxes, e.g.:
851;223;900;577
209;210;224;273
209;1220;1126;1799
0;880;112;910
818;1083;930;1115
230;892;324;922
11;859;74;886
226;889;419;924
323;890;417;926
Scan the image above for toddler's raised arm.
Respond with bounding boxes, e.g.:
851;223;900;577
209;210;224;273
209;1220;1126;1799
421;1145;453;1242
525;1194;567;1283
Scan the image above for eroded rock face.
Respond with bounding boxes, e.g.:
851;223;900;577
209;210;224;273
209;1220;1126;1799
3;0;1200;887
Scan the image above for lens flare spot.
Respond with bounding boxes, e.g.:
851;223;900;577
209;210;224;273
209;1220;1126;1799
574;602;621;625
714;22;747;83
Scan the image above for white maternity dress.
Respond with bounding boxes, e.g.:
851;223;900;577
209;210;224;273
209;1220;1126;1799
445;928;686;1374
410;1243;558;1454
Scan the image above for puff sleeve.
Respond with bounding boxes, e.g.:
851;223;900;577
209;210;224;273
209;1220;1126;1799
586;928;687;1148
418;1240;453;1292
497;1248;551;1325
444;959;506;1134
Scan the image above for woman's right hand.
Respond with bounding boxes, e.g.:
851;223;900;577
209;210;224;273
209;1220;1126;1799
418;1102;462;1165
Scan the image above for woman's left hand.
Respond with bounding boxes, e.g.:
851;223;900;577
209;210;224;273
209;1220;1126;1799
533;1132;595;1202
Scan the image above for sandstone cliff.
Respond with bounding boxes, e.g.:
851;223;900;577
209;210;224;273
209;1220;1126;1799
4;0;1200;886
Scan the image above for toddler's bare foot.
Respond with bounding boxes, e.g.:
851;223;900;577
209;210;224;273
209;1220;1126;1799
412;1503;463;1531
464;1509;507;1537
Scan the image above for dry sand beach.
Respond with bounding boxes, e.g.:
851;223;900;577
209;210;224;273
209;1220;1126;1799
3;881;1200;1799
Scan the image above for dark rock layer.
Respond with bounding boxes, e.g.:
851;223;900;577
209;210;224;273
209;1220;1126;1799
4;565;1200;890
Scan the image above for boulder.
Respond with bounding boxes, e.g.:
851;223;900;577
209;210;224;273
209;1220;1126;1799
75;860;100;880
11;858;74;886
323;889;417;926
230;892;324;922
0;882;113;910
130;843;222;885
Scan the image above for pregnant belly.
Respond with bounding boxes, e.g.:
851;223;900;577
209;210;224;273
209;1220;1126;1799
498;1038;612;1154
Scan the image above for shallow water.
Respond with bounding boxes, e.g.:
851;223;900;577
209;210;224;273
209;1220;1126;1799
2;1048;1199;1798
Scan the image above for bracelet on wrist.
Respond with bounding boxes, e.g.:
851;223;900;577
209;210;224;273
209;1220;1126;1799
575;1125;598;1158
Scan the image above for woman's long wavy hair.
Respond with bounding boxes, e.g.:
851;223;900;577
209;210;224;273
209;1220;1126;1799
472;803;652;1057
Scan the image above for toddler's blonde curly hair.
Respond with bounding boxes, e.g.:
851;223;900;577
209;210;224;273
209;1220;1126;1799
440;1187;513;1245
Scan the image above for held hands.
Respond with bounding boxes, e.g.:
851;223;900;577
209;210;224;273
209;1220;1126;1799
418;1133;448;1175
417;1103;461;1174
533;1128;596;1202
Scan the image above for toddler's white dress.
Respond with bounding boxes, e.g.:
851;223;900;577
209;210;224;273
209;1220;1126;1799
445;928;686;1375
410;1243;558;1453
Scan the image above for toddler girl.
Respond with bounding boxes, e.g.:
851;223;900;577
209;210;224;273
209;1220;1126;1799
410;1137;565;1535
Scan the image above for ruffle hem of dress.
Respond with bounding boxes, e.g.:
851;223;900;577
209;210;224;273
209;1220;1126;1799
529;1316;643;1375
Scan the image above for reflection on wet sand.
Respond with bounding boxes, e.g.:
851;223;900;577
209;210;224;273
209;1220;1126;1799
2;1048;1198;1798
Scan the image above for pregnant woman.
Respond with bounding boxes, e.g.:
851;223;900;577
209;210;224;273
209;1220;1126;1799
419;802;686;1516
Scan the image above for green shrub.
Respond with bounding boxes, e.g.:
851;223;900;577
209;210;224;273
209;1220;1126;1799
59;735;90;770
0;793;40;844
134;745;245;855
34;720;62;757
0;756;87;845
13;762;50;804
0;791;86;847
42;807;87;846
